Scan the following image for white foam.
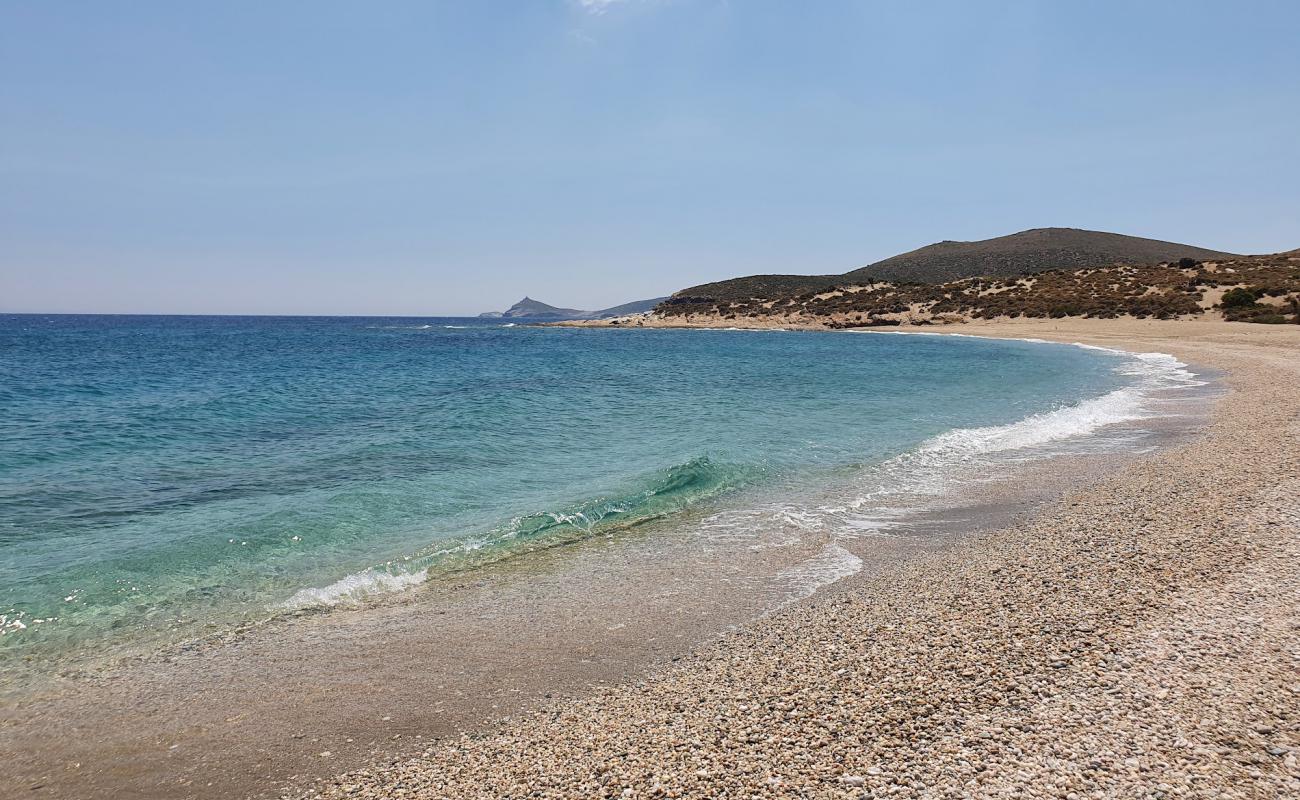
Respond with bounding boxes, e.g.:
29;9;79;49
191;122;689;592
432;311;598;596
703;339;1206;606
869;329;1202;384
864;329;979;338
883;343;1196;481
282;567;428;610
919;387;1145;459
839;514;904;533
280;336;1206;615
773;543;863;604
1070;341;1125;353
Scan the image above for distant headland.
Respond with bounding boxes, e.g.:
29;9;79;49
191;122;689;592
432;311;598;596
478;295;667;320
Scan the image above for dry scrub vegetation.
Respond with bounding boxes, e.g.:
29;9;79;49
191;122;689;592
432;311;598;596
658;253;1300;327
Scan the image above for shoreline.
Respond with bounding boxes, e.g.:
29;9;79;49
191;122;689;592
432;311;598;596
4;320;1296;799
296;319;1299;799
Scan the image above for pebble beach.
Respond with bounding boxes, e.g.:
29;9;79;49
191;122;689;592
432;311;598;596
298;319;1300;800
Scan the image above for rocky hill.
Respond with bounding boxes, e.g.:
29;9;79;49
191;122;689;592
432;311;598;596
585;297;668;318
656;251;1300;327
672;228;1235;303
479;297;584;319
480;296;668;320
843;228;1234;283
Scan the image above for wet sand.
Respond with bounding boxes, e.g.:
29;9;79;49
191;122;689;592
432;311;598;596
3;319;1293;799
0;444;1150;800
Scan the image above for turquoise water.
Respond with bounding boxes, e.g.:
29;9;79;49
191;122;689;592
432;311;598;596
1;315;1171;679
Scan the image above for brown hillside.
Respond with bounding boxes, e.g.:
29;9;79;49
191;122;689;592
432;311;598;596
657;252;1299;326
672;228;1235;303
844;227;1234;284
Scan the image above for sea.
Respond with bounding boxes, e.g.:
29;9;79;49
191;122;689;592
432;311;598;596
0;314;1205;687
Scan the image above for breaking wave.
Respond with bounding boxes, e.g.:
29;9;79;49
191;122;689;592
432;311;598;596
283;340;1203;613
283;567;429;609
699;342;1206;600
282;456;764;609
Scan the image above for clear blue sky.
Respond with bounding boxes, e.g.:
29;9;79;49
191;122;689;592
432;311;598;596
3;1;1298;315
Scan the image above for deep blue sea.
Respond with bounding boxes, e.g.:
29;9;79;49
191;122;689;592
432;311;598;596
0;315;1196;681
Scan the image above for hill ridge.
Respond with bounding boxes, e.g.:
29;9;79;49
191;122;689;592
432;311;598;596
480;296;668;320
846;227;1235;284
674;228;1236;303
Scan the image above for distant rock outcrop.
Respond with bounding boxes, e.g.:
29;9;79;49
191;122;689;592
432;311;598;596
479;297;586;320
586;297;667;318
479;296;668;320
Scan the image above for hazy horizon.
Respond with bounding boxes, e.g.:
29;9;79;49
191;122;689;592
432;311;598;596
3;1;1298;315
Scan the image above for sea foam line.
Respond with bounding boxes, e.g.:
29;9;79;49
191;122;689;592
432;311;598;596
773;543;863;605
281;334;1204;613
282;567;429;610
868;342;1201;494
710;335;1207;603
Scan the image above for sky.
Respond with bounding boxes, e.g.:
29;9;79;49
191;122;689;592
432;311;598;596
2;1;1298;316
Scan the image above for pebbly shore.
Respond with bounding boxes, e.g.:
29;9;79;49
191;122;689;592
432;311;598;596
297;320;1300;800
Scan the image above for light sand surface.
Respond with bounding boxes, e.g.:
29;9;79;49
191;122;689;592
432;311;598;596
297;320;1300;799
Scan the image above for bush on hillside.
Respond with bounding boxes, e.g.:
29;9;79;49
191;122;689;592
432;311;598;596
1220;287;1260;309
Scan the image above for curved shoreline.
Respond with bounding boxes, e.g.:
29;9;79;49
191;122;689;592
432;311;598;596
2;328;1150;695
4;320;1296;800
277;333;1196;617
297;319;1300;799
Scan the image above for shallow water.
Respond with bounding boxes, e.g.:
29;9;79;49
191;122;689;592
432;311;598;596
0;315;1198;681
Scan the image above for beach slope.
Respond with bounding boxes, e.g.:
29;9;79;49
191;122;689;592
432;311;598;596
302;320;1300;799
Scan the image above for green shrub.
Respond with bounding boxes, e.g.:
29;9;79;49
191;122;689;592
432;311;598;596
1220;287;1259;308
